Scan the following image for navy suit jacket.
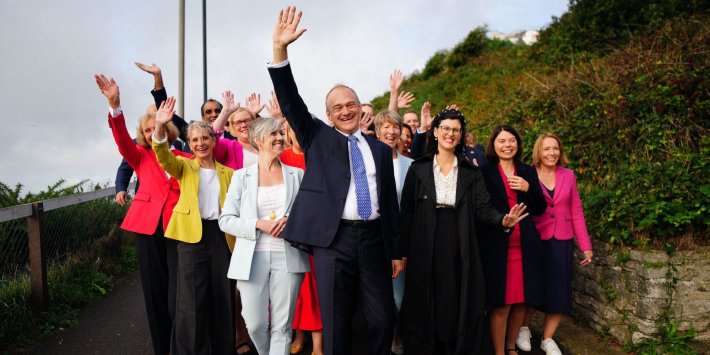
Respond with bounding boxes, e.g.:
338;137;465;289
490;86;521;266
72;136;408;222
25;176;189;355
268;63;401;260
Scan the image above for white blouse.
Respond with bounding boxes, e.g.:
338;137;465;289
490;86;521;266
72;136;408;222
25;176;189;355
198;168;221;220
433;154;458;208
242;149;258;168
255;184;286;252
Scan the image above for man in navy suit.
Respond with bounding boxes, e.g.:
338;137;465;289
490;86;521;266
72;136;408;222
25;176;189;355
267;7;403;355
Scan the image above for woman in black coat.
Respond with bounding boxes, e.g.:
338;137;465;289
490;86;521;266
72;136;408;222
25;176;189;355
478;125;546;355
399;110;529;355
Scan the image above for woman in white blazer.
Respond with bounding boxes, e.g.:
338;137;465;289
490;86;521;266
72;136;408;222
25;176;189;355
219;116;309;355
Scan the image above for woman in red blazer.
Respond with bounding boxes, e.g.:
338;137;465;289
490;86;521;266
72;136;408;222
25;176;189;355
516;133;593;355
96;74;192;355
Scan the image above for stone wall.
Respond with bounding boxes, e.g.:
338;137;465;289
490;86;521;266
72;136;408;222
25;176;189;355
571;241;710;344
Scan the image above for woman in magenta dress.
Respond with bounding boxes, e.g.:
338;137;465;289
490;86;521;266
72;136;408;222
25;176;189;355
478;125;546;355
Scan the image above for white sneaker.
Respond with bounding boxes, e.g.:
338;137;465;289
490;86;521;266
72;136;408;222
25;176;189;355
540;338;562;355
516;326;532;351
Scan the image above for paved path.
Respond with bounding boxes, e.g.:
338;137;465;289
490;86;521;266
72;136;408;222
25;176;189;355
30;272;152;355
29;271;621;354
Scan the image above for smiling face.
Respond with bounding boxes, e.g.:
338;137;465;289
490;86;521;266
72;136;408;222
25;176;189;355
434;118;462;152
188;126;215;160
377;121;401;150
326;86;361;135
403;112;419;132
229;110;254;141
141;118;155;145
201;100;222;123
493;130;518;162
400;128;412;150
256;128;286;156
539;137;561;167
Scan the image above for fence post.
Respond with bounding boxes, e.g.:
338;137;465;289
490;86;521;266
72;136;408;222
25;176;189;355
27;202;48;311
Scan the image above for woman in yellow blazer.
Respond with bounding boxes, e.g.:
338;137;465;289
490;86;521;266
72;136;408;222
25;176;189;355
152;97;235;355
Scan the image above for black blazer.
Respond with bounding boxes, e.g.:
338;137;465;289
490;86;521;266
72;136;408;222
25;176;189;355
478;162;547;309
268;64;401;260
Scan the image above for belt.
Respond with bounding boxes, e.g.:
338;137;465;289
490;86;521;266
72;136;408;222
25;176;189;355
340;218;380;226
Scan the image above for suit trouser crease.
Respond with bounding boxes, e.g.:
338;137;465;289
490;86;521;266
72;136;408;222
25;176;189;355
135;221;175;355
171;219;233;355
238;251;304;355
313;222;395;355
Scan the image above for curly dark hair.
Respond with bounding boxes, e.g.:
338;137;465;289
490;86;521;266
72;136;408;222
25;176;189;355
425;108;467;156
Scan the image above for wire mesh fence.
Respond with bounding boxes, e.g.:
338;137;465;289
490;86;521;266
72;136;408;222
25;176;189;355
0;217;29;279
43;197;128;269
0;189;129;281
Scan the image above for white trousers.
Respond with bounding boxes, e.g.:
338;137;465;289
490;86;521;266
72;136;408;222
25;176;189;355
237;251;304;355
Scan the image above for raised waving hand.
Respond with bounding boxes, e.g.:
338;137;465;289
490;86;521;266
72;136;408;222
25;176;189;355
273;6;307;63
95;74;120;109
154;97;176;140
266;91;284;119
212;90;240;132
245;93;266;115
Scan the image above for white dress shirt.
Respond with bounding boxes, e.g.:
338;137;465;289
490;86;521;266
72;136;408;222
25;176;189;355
338;129;380;221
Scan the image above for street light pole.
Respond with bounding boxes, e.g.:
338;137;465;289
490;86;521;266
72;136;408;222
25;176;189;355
202;0;207;102
178;0;185;117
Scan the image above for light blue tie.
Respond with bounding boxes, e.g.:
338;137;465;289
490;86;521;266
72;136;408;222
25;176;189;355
348;135;371;220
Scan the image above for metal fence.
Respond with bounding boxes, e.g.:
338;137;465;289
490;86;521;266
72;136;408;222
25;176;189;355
0;185;131;309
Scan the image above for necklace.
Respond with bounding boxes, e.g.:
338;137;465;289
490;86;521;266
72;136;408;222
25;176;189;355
269;210;276;221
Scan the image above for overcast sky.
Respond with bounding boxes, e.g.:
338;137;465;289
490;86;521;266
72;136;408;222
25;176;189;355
0;0;567;194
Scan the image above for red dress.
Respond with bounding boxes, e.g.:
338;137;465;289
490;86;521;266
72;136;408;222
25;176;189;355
280;149;323;330
498;164;525;304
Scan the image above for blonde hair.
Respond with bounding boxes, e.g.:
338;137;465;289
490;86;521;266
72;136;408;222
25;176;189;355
374;110;403;132
532;133;569;167
227;108;256;136
135;113;178;147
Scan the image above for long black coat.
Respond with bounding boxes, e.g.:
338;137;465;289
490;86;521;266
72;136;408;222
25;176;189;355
479;163;547;309
400;154;504;354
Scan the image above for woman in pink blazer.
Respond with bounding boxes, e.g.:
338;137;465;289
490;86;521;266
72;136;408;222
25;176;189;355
516;133;593;355
95;74;193;355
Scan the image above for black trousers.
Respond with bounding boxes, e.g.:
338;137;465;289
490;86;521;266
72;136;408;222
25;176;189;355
171;219;233;355
135;222;177;355
312;220;395;355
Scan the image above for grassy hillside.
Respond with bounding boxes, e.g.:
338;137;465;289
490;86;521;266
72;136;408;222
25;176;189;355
372;2;710;248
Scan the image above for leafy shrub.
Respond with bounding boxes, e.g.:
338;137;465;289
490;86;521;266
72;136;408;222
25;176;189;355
371;12;710;246
531;0;710;65
446;27;488;68
420;50;449;80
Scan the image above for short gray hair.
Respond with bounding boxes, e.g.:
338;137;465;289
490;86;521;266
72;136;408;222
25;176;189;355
186;121;215;141
248;116;281;150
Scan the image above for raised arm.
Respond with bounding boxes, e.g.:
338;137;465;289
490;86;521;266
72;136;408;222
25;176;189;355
272;6;307;63
152;97;185;178
136;62;188;140
95;74;144;167
388;69;414;113
266;91;284;120
269;6;320;150
212;90;240;132
245;93;266;116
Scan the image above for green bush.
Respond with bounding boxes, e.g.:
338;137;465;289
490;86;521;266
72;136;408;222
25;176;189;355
531;0;710;65
370;12;710;247
446;27;488;68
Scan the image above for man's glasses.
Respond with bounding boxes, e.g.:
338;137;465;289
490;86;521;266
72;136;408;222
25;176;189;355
204;108;222;115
